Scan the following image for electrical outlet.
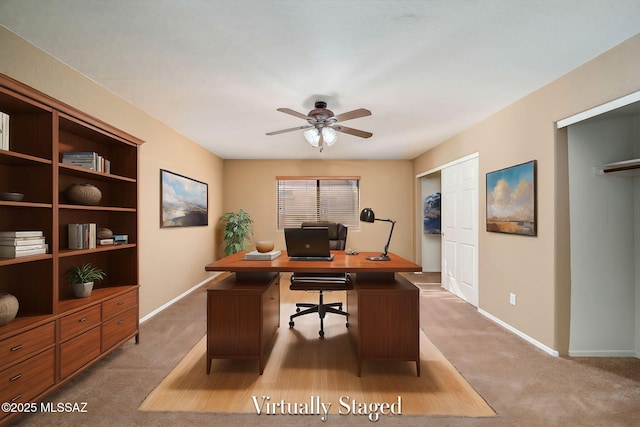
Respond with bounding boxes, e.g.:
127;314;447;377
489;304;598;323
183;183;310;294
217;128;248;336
509;293;517;306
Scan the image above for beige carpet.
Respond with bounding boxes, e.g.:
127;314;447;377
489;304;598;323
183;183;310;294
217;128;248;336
140;284;494;419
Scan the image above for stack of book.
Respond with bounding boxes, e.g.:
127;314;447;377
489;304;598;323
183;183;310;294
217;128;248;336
62;151;111;173
68;223;97;249
0;111;9;150
0;231;47;258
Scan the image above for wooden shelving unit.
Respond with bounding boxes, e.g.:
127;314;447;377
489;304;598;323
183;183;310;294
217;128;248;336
0;73;143;425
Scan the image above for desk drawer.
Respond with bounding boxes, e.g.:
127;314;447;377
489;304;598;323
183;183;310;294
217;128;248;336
102;289;137;321
0;322;55;368
0;348;54;404
59;326;101;379
101;308;137;352
59;305;101;342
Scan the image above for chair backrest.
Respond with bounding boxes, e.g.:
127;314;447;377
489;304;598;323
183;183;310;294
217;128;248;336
301;222;347;250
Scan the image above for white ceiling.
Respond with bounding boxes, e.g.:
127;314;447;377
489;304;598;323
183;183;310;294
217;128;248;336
1;1;639;160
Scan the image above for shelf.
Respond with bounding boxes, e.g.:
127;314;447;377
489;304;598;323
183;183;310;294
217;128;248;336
57;285;138;315
58;243;136;258
0;314;53;340
0;200;53;208
59;204;136;212
58;163;136;183
0;149;52;166
0;253;52;266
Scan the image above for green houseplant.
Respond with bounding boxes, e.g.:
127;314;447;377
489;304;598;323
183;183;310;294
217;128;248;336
69;263;106;298
220;209;253;256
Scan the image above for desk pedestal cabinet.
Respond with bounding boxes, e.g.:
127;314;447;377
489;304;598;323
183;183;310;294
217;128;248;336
207;273;280;375
347;273;420;377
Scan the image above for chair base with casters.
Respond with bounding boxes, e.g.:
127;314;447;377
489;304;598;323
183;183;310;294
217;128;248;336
288;273;352;338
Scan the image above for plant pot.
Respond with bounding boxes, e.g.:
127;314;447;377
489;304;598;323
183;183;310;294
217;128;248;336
65;183;102;205
0;293;19;326
73;282;94;298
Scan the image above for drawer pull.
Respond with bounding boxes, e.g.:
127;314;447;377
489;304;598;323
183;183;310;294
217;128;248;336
10;394;22;403
10;344;23;352
79;317;88;322
118;320;125;325
10;373;22;382
117;301;124;306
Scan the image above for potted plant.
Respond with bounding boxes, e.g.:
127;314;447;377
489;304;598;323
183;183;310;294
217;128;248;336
220;209;253;256
69;263;106;298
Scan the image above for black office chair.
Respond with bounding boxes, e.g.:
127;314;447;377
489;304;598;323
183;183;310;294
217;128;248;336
288;222;352;338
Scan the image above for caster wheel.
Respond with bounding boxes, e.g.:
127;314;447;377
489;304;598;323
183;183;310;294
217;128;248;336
289;321;294;328
319;330;324;338
296;308;301;313
345;322;350;328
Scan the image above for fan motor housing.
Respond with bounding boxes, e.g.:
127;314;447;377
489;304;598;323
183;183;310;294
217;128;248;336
308;101;334;122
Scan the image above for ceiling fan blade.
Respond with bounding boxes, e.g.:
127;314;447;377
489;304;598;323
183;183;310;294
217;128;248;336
333;108;371;122
276;108;309;120
332;125;373;139
266;125;313;136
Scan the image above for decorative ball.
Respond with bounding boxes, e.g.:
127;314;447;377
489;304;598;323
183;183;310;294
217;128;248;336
65;183;102;205
255;241;274;253
97;228;113;239
0;293;19;326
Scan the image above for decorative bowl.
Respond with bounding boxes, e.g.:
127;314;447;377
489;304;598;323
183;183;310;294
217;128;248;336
65;183;102;205
255;240;274;253
0;192;24;202
97;228;113;239
0;293;19;326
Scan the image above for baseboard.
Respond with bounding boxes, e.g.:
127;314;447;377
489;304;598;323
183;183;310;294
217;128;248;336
568;349;638;357
477;308;560;357
140;272;222;324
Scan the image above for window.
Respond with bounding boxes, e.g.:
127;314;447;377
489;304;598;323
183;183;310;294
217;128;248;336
277;177;360;229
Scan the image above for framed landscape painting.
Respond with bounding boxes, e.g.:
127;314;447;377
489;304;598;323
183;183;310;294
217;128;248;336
160;169;208;227
486;160;537;236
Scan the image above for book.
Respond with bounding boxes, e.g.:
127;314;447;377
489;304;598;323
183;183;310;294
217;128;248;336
113;234;128;245
0;245;47;258
62;151;110;173
0;230;44;238
68;223;97;249
244;250;282;260
0;111;9;150
0;237;46;246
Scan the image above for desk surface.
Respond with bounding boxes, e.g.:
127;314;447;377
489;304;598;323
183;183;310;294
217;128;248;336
205;250;421;273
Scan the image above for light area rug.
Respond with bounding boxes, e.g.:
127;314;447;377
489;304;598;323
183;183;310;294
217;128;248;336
139;288;494;419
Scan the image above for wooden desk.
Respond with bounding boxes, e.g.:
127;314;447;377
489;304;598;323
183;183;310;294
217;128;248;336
204;251;422;376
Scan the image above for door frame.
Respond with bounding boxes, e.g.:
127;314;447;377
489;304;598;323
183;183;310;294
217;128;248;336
416;152;479;299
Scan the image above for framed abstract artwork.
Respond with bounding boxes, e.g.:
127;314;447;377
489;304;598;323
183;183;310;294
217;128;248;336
423;192;441;234
486;160;537;236
160;169;208;227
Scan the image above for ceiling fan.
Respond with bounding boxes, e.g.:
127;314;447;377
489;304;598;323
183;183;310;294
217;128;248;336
266;101;372;152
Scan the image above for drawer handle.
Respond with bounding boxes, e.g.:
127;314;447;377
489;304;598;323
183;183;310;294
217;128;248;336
118;320;125;325
117;301;124;306
10;344;23;352
10;373;22;382
79;317;88;322
10;394;22;403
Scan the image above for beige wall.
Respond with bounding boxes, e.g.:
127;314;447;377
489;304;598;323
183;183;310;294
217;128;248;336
413;34;640;354
222;160;415;261
0;28;224;318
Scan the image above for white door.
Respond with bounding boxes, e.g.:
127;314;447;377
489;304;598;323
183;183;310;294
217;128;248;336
441;156;479;306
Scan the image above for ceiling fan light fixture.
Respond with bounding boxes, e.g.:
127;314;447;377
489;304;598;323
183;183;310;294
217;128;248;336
303;128;320;147
322;127;337;145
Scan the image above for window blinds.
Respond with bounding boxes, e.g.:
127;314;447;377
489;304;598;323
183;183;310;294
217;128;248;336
277;178;360;229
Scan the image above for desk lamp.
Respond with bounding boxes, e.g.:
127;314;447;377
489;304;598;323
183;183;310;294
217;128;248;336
360;208;396;261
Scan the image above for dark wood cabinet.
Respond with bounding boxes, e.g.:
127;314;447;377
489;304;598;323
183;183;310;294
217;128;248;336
207;272;280;375
347;273;420;376
0;73;142;425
